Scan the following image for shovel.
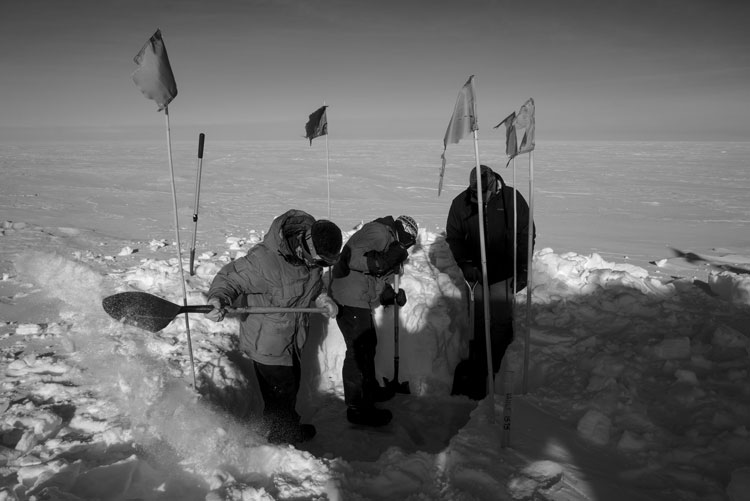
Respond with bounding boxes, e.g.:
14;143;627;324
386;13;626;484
102;291;326;333
383;272;410;394
451;279;481;398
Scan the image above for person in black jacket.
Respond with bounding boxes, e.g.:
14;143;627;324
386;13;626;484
446;165;535;399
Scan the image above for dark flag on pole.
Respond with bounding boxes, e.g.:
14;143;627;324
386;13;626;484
305;105;328;145
494;112;517;160
494;111;517;167
132;29;177;111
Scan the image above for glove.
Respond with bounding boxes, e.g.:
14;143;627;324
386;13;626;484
315;294;339;319
395;288;407;307
380;284;407;307
384;243;409;276
380;284;396;306
460;264;482;284
399;233;416;250
366;242;408;277
205;297;226;322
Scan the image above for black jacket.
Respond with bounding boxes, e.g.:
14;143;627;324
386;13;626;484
446;173;535;284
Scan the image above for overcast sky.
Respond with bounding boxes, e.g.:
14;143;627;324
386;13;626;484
2;0;748;142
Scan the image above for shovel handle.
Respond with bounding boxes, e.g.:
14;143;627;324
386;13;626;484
183;305;327;315
233;306;327;314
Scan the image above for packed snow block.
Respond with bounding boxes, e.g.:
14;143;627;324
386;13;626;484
507;460;564;500
117;246;136;256
2;221;27;230
727;467;750;501
712;324;749;350
616;430;647;452
651;337;691;360
674;369;698;384
709;271;750;306
576;409;611;446
708;324;749;361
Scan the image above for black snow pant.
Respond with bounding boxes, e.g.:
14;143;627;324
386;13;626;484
253;352;302;438
472;279;515;375
452;279;514;400
336;305;380;409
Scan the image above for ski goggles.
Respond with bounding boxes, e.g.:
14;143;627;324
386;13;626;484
469;176;497;202
301;228;339;267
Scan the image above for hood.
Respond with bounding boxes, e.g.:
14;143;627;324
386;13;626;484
263;209;316;259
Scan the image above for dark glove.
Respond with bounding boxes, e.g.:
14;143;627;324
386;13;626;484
395;288;407;307
366;242;408;277
460;264;482;284
380;284;396;306
399;233;416;250
380;284;407;307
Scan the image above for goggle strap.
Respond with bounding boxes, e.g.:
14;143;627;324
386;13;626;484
304;228;321;261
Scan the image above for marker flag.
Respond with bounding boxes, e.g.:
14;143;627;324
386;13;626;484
305;105;328;145
132;29;177;111
439;75;478;196
514;98;535;156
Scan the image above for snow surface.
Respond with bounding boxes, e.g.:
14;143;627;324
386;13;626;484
1;139;750;500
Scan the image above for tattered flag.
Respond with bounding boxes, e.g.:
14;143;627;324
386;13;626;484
514;98;535;156
494;98;535;164
494;111;518;161
439;75;478;196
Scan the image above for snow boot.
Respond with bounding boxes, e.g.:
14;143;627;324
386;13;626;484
346;406;392;427
296;423;317;443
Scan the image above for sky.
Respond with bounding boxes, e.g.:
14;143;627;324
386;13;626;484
1;0;749;142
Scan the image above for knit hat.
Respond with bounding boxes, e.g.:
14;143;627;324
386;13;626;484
396;215;418;241
307;220;342;264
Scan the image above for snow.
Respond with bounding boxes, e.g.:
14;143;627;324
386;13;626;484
1;139;750;500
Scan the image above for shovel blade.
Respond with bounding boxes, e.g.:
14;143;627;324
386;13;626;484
383;376;410;395
102;291;183;333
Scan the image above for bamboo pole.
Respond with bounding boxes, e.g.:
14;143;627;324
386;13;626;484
325;122;331;219
472;130;495;421
523;151;534;394
164;107;197;390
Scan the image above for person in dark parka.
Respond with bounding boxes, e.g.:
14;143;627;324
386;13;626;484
446;165;535;399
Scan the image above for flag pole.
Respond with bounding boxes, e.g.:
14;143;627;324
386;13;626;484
325;128;331;219
323;100;331;219
512;157;518;295
523;150;534;394
164;106;198;390
511;154;518;390
189;132;206;276
473;130;495;421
